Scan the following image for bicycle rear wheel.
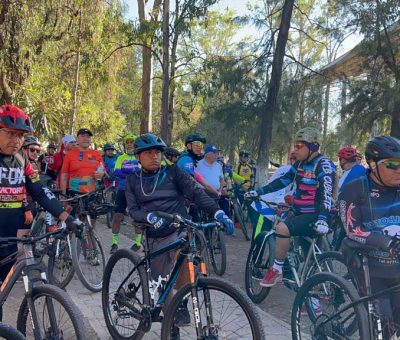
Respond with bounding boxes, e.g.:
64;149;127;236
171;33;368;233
233;200;250;241
291;272;369;340
102;249;149;340
208;227;226;276
47;234;75;289
0;323;25;340
71;228;105;292
16;284;86;340
105;188;116;229
245;231;274;303
161;277;265;339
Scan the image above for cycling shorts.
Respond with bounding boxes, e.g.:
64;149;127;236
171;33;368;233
115;189;127;214
285;213;319;237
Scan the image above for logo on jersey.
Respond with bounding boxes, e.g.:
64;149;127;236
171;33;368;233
0;167;25;185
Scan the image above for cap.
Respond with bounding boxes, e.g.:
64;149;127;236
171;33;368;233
77;128;93;136
204;145;220;154
62;135;76;147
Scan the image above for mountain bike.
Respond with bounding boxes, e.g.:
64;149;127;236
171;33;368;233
103;181;117;229
291;236;400;339
245;198;348;304
61;190;110;292
226;187;251;240
0;228;86;339
0;322;25;340
102;213;265;340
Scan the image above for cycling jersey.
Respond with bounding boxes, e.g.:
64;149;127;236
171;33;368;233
259;155;336;220
339;175;400;278
125;165;219;238
338;164;366;194
103;153;120;178
39;154;57;180
113;153;139;190
60;148;104;193
235;162;253;189
177;150;202;176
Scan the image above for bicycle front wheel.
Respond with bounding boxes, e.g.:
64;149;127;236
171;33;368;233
245;231;274;303
291;272;369;340
161;277;265;339
102;249;149;340
71;228;105;292
48;234;75;289
16;284;86;340
208;228;227;276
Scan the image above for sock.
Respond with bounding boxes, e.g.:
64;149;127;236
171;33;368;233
272;259;284;274
134;234;142;246
112;233;119;245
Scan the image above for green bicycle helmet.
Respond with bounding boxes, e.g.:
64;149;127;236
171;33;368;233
134;133;166;154
294;127;320;143
123;134;136;143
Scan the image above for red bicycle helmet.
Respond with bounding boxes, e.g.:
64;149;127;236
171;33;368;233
0;105;34;132
338;146;358;160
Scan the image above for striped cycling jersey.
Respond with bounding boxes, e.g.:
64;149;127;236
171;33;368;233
259;155;336;219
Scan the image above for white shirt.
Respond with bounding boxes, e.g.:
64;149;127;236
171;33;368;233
196;159;223;190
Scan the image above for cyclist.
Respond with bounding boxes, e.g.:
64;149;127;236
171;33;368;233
22;136;42;172
53;135;77;187
109;134;140;254
245;127;336;287
339;135;400;329
102;143;119;188
337;146;366;194
163;147;181;165
125;133;233;322
39;142;57;181
59;128;105;229
235;150;254;191
0;105;80;282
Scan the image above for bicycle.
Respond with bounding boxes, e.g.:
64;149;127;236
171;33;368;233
103;180;117;229
61;190;110;292
244;197;349;304
0;322;25;339
0;227;86;339
291;236;400;339
226;187;251;241
102;213;265;340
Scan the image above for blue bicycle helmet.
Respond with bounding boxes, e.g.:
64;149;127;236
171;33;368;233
134;133;166;154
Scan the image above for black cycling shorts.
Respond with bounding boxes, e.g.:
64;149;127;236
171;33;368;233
285;213;320;237
115;189;127;214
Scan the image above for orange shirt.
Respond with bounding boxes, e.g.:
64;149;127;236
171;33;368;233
60;148;103;193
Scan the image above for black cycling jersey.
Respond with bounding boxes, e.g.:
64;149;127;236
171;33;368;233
125;165;219;238
339;175;400;278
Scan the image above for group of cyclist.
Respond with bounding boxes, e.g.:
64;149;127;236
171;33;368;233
0;101;399;336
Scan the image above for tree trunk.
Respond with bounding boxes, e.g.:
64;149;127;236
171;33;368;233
160;0;170;143
390;100;400;139
69;9;82;135
323;82;330;142
257;0;295;186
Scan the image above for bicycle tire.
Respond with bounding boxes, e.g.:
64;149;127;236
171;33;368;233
161;277;265;339
0;323;25;340
233;201;250;241
47;235;75;289
71;229;105;292
16;284;86;340
304;251;350;282
105;188;116;229
245;231;274;303
102;248;149;340
30;215;46;237
291;272;369;340
208;228;227;276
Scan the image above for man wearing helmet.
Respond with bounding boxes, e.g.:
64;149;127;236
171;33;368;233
339;135;400;330
337;146;366;194
0;105;80;282
126;133;233;321
163;147;181;165
246;127;336;287
22;136;42;172
109;134;140;254
236;150;254;190
102;143;119;188
39;142;57;181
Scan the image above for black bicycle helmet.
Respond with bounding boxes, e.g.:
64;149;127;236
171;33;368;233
365;135;400;161
239;150;250;157
164;147;181;158
185;133;206;145
23;136;41;147
134;133;166;154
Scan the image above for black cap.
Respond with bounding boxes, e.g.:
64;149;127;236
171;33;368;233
77;128;93;137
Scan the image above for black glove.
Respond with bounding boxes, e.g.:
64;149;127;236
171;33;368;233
65;215;84;233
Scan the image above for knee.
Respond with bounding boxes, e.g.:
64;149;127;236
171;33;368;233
276;222;290;236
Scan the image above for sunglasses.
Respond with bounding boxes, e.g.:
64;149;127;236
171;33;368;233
1;129;27;139
28;148;41;153
378;159;400;170
78;151;84;161
294;142;306;149
191;141;204;147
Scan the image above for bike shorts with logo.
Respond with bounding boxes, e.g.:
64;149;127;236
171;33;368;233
147;231;186;281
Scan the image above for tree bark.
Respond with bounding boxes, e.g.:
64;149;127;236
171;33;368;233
390;100;400;139
160;0;170;143
257;0;295;186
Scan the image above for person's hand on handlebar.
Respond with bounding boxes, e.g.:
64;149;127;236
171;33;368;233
314;219;329;234
388;235;400;256
244;190;259;199
146;212;172;230
64;215;84;233
214;210;234;235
